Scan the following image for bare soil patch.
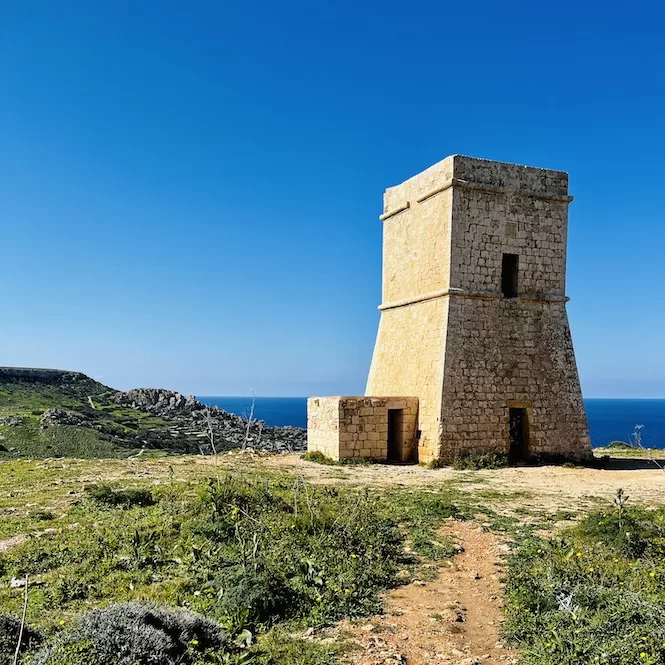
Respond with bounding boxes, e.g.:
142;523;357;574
337;521;517;665
243;453;665;511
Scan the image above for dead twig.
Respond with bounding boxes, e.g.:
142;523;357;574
13;574;28;665
205;406;221;487
243;389;256;451
632;424;664;472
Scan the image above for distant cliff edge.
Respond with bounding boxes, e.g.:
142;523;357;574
0;366;305;459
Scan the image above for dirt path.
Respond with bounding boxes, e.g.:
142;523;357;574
339;521;517;665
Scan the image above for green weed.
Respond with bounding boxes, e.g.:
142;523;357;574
86;484;156;509
505;493;665;664
452;452;509;470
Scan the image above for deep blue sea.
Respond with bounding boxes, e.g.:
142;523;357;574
198;397;665;449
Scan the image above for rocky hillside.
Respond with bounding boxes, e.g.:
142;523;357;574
0;367;305;458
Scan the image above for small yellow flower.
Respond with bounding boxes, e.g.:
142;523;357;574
588;567;594;572
58;620;65;626
191;639;199;646
640;653;647;659
650;572;656;578
576;552;582;558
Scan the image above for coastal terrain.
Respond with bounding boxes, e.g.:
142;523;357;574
1;368;664;665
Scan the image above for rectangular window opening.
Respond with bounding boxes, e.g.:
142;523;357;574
501;253;519;298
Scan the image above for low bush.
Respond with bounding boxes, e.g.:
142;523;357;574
300;451;372;466
300;451;336;465
27;602;231;665
452;452;509;470
85;484;156;508
606;440;635;450
0;613;43;665
213;564;296;628
505;497;665;664
186;477;406;628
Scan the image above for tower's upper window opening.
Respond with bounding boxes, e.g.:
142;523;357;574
502;253;519;298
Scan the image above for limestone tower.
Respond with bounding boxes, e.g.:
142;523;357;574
365;155;590;463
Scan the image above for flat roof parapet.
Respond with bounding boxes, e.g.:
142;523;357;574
382;155;571;220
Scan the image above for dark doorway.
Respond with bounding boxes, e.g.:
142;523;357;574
501;253;519;298
387;409;404;462
509;407;528;463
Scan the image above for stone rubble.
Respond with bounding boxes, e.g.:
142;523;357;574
111;388;306;453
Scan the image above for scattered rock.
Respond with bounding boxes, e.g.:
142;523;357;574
40;409;89;428
31;388;306;455
0;535;27;554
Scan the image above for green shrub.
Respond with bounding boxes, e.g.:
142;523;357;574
574;505;665;558
300;451;371;466
606;440;635;450
27;602;231;665
300;451;336;465
410;531;457;560
186;476;406;627
85;484;155;508
0;613;43;665
452;452;509;470
213;564;296;628
505;502;665;664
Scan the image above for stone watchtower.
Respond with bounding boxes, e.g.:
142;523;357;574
308;155;591;464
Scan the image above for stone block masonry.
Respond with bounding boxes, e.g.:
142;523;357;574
308;155;591;464
307;397;418;462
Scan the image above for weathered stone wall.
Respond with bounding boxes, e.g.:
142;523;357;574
449;172;569;297
439;298;589;458
366;154;590;462
366;299;447;460
434;161;589;458
307;397;342;460
365;163;455;460
381;164;454;304
307;396;418;461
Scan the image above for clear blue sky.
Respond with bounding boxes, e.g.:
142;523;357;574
1;1;664;397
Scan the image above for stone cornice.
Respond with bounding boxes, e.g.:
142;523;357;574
378;288;569;311
378;202;410;221
380;178;573;220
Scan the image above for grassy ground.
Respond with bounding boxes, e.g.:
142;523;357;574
0;377;210;459
0;456;488;664
505;498;665;664
2;454;665;664
594;445;665;459
0;379;178;459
